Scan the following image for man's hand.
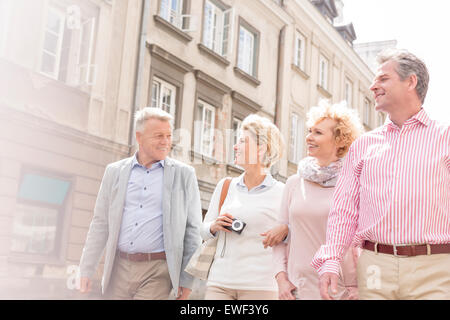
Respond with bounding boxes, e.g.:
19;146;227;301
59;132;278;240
79;277;92;294
261;224;289;249
319;272;339;300
176;287;192;300
276;272;296;300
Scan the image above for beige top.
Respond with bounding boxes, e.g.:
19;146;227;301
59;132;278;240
273;174;357;300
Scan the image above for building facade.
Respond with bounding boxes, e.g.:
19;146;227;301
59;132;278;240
0;0;381;299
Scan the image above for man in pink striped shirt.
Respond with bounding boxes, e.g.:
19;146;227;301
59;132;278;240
312;49;450;300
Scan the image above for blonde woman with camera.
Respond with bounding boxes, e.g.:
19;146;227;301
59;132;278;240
200;114;285;300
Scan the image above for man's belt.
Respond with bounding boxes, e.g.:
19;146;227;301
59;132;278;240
118;251;166;262
363;241;450;257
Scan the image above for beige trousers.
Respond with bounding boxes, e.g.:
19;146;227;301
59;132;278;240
205;285;278;300
357;249;450;300
106;255;172;300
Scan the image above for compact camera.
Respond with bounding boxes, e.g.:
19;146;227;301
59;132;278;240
224;218;247;234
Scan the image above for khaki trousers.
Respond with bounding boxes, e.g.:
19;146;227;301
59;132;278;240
106;255;172;300
205;285;278;300
357;249;450;300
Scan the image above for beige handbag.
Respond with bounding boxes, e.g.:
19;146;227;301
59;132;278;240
185;178;232;280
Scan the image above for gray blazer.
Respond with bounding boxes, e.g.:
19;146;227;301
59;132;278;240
79;156;202;294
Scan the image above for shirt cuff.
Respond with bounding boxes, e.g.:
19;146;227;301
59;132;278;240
318;260;341;277
201;221;217;240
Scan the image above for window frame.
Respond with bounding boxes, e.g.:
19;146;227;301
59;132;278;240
294;31;306;71
289;112;305;164
319;54;329;90
202;0;234;59
195;100;216;157
345;77;353;108
151;76;177;121
38;1;99;89
77;16;97;86
236;18;259;78
159;0;195;32
39;6;66;80
9;167;73;263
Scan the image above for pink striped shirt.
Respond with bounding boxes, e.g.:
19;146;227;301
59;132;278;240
312;109;450;275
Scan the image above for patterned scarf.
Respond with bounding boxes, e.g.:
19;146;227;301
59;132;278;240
297;157;344;187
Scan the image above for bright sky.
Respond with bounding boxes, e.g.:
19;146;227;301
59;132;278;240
343;0;450;123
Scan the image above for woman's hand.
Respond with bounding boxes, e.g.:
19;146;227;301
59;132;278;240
210;213;234;235
345;286;359;300
261;224;289;248
276;272;296;300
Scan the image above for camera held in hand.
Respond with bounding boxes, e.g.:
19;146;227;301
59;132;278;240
224;218;247;234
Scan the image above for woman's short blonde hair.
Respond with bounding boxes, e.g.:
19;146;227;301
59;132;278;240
306;100;364;158
241;114;285;168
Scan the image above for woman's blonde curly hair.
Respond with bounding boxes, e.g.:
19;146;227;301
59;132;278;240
306;100;364;158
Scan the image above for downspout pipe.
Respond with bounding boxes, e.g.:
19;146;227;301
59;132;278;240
274;25;286;129
128;0;151;153
272;25;286;179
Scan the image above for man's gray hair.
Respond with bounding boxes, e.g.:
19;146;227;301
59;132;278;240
134;107;173;132
376;49;429;104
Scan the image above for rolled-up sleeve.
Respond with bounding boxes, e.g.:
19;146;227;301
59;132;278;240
311;146;361;276
273;176;294;277
200;178;226;241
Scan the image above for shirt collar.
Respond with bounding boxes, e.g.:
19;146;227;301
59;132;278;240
385;108;431;131
236;172;276;190
132;153;165;169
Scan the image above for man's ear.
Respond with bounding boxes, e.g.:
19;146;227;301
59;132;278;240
407;73;418;92
135;131;141;145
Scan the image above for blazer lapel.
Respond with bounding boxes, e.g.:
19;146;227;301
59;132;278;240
112;158;133;228
163;157;175;224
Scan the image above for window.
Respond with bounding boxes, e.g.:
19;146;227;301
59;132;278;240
294;32;306;71
237;24;257;76
11;172;71;256
40;7;66;79
151;77;177;120
202;0;234;58
230;117;242;163
289;113;305;163
78;17;96;86
319;55;329;90
39;1;99;88
195;100;216;157
159;0;195;32
364;98;371;126
345;78;353;108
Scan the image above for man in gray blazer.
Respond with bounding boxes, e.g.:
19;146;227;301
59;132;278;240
79;107;202;300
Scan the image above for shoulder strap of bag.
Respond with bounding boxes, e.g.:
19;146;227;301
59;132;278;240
218;178;232;213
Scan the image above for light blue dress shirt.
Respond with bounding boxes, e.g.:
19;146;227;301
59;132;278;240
117;154;165;254
235;172;277;194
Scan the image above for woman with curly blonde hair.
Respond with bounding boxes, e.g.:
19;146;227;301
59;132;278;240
262;100;364;300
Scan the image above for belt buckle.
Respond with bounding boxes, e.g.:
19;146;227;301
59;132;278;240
393;244;409;257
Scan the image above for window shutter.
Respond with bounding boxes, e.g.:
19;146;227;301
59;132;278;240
222;7;234;58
